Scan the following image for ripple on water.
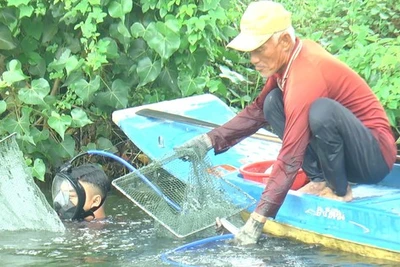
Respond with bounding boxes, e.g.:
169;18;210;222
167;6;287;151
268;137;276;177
0;194;398;266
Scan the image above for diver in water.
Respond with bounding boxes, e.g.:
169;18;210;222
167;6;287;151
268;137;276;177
52;163;111;221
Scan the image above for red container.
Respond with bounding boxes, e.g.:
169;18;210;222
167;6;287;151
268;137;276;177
239;160;309;190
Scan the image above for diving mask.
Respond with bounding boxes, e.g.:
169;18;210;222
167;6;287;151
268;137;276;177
52;163;105;221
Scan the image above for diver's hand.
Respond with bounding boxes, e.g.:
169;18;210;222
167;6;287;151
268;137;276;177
174;134;212;161
234;213;265;245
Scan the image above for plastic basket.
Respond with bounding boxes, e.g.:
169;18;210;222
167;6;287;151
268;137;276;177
239;160;309;190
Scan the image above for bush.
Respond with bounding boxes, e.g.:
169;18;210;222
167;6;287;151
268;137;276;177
0;0;398;181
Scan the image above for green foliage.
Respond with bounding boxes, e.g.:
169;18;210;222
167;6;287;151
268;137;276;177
281;0;400;141
0;0;250;180
0;0;399;181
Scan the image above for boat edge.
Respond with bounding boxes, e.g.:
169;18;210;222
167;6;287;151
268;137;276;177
240;211;400;263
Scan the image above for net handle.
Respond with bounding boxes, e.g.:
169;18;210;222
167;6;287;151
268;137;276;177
87;150;182;212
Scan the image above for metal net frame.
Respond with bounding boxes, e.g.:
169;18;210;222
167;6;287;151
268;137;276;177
112;148;255;238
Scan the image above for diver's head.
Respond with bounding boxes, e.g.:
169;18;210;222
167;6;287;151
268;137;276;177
52;163;111;221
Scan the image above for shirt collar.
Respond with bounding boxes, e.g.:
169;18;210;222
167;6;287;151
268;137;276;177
277;38;303;90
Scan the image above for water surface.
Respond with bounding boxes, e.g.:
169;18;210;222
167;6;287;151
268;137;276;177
0;193;397;266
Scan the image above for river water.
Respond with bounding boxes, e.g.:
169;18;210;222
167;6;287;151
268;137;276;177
1;191;397;267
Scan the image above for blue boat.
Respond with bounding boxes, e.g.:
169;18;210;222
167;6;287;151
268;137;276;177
112;94;400;262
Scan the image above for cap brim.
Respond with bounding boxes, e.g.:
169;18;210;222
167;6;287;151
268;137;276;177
227;33;272;52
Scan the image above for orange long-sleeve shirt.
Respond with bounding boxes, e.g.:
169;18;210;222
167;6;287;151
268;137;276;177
208;39;396;217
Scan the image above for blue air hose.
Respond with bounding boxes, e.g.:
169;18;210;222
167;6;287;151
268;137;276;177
160;234;234;266
86;150;182;212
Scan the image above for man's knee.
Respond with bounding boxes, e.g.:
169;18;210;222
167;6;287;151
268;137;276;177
309;98;336;134
334;184;348;197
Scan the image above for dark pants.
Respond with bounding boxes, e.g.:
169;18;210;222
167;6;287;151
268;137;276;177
263;88;389;196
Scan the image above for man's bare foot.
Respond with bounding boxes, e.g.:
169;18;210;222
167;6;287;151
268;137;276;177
298;181;327;195
318;185;353;202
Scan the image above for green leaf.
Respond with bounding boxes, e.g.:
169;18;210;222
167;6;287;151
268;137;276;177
42;24;58;44
387;100;398;110
30;128;49;143
96;79;129;109
157;67;179;92
108;1;123;18
207;79;227;95
18;78;50;106
188;34;198;45
21;36;39;54
89;0;101;5
103;37;119;59
57;135;75;158
2;106;31;136
65;55;81;76
117;21;131;38
0;24;16;50
0;8;18;33
27;51;44;65
21;18;43;41
6;0;30;7
82;142;97;151
178;75;206;96
48;49;81;75
71;108;93;128
130;22;146;38
20;132;35;145
71;75;101;103
28;57;46;77
143;22;180;60
164;14;181;33
0;100;6;115
137;57;162;86
379;12;389;20
48;112;72;140
219;65;247;84
185;48;208;74
121;0;133;13
32;158;46;182
108;0;132;19
96;137;118;153
18;4;34;19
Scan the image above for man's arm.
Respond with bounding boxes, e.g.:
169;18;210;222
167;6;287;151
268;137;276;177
207;77;278;154
255;70;328;218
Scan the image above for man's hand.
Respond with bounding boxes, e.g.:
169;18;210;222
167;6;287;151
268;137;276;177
234;213;266;245
174;134;212;161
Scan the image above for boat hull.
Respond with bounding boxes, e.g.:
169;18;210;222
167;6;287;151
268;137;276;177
241;211;400;262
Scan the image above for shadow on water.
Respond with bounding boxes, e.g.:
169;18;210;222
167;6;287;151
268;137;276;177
0;192;398;267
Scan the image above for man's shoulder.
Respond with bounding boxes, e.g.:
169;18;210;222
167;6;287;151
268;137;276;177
296;39;340;68
300;39;327;54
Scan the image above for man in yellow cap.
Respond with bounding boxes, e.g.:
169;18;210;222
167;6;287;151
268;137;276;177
175;1;396;244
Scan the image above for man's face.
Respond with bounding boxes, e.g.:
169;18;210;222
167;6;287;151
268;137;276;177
79;181;101;213
60;181;78;206
249;34;288;78
60;181;100;212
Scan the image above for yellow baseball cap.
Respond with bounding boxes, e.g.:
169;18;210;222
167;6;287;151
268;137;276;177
227;1;292;52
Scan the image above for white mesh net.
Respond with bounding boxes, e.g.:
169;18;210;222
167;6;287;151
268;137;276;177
112;148;255;238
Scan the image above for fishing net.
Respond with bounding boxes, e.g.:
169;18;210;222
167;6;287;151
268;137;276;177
0;134;65;232
112;147;256;238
